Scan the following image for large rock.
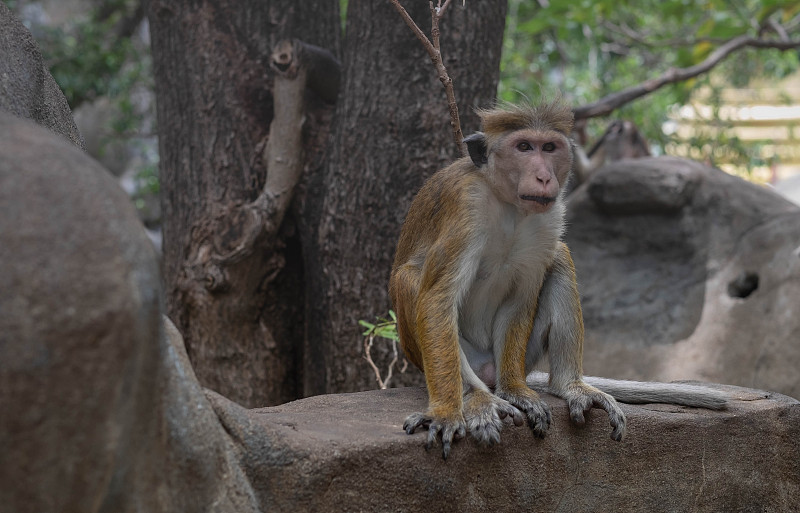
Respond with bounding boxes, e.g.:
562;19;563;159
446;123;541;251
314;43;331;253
566;157;800;399
0;113;256;512
0;3;85;148
224;385;798;512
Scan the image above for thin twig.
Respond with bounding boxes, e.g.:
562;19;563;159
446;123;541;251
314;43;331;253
363;334;405;389
363;335;385;388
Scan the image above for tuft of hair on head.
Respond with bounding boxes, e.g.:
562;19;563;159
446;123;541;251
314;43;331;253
477;101;575;139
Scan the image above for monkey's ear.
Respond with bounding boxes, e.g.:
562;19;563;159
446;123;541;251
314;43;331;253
463;132;488;167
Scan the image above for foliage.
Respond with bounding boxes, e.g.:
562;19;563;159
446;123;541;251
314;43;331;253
23;0;148;110
340;0;348;35
7;0;159;214
359;310;399;342
501;0;800;170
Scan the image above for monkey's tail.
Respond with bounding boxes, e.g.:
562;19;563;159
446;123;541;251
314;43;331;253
526;371;729;410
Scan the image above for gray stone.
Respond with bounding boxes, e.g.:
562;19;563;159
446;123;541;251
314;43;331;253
236;384;799;513
0;3;85;148
567;157;800;399
0;113;256;513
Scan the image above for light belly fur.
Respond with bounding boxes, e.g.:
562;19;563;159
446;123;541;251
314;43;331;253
457;201;563;381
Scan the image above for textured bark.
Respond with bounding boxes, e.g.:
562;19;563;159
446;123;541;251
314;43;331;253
147;0;339;407
304;1;508;395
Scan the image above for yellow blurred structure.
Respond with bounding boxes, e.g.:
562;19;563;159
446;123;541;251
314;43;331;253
665;74;800;194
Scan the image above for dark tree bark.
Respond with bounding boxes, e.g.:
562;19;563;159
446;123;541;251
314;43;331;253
147;0;340;407
303;1;508;395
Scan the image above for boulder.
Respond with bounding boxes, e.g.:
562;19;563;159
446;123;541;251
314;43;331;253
226;384;798;512
0;113;256;512
0;3;85;148
566;157;800;399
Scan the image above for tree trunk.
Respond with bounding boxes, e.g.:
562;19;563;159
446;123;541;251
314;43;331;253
147;0;340;407
304;1;508;395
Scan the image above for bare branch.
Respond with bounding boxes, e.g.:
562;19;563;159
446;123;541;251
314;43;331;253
766;17;790;42
363;334;405;389
435;0;454;17
201;39;341;290
389;0;466;156
574;35;800;120
363;335;386;389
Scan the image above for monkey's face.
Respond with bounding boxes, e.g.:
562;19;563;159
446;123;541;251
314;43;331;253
489;129;573;215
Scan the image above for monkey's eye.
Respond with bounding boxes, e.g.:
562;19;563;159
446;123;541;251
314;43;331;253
516;141;533;151
542;142;556;152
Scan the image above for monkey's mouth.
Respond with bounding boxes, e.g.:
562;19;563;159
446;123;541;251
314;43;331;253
520;195;555;206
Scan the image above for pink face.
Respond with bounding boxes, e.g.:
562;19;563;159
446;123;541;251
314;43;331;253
490;128;573;214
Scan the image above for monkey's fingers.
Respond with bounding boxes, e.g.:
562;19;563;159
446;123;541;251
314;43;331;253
466;406;503;446
496;400;525;427
596;400;626;442
609;417;626;442
424;422;442;453
588;394;626;442
498;391;552;438
524;402;552;438
403;411;432;435
441;421;466;460
567;395;592;427
566;389;627;441
424;419;465;460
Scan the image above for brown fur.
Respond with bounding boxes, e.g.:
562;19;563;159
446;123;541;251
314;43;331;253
479;102;574;149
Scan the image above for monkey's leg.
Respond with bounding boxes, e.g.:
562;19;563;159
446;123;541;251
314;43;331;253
493;300;553;438
401;284;469;459
531;243;626;441
458;344;524;445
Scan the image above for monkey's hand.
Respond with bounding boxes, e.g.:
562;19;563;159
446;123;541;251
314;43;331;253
562;381;626;441
463;390;525;446
495;386;552;438
403;411;466;460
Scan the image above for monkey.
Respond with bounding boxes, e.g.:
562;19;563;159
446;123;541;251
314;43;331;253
389;101;727;459
571;119;651;192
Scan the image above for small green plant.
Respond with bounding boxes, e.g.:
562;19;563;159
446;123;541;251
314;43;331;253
359;311;407;389
359;310;399;342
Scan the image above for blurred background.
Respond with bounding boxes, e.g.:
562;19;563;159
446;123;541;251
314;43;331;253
5;0;799;247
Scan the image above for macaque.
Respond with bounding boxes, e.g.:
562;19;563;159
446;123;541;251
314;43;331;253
389;102;726;459
572;119;651;190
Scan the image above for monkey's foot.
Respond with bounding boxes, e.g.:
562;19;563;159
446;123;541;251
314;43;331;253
463;390;524;446
403;411;466;460
495;387;552;438
562;381;627;441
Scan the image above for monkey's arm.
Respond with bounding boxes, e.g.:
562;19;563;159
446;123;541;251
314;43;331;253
530;242;627;441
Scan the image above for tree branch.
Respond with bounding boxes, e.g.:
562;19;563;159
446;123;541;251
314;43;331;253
389;0;466;156
202;39;341;289
574;35;800;120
